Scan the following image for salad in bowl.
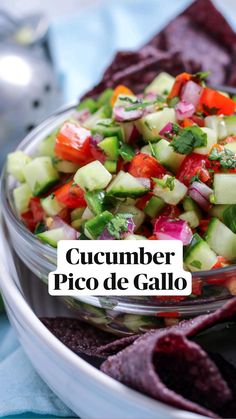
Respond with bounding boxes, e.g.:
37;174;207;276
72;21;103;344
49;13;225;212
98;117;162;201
3;70;236;333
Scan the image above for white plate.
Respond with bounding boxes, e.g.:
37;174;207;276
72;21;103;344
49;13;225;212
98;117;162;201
0;219;205;419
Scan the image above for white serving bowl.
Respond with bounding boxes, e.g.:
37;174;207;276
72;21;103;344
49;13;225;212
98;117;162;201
0;218;202;419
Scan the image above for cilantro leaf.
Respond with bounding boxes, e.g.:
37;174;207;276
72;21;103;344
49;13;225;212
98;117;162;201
107;214;132;239
190;260;202;269
208;147;236;169
170;126;207;155
193;71;210;82
153;176;175;191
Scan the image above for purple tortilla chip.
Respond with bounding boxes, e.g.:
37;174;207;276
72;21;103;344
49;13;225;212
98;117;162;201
101;331;229;417
84;0;236;99
101;298;236;417
41;317;139;358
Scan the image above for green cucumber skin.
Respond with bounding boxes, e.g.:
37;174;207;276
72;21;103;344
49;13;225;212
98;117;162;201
107;171;149;198
84;211;113;239
205;217;236;260
184;234;217;272
144;196;165;218
37;228;66;248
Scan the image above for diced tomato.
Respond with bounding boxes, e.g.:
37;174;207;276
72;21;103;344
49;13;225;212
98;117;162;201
90;144;106;164
55;122;92;164
58;207;71;223
224;136;236;143
156;311;181;318
21;211;37;232
199;219;210;234
136;192;153;211
128;153;166;179
111;85;134;106
212;256;229;270
177;153;208;186
29;197;45;223
200;87;236;116
168;72;191;99
54;180;86;209
192;279;202;296
148;235;157;240
183;118;194;128
160;204;181;219
191;115;205;127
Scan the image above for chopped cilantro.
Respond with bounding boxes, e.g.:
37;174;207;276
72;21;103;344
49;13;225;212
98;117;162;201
190;174;200;184
168;96;180;108
190;260;202;269
119;144;135;162
208;147;236;169
193;71;210;82
153;176;175;191
107;214;132;239
170;126;207;155
97;119;114;127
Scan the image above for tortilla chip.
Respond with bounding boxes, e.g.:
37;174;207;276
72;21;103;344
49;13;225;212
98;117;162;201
101;298;236;417
84;0;236;99
41;317;139;358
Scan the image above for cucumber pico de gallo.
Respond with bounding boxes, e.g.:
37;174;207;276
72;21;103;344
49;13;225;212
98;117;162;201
7;71;236;276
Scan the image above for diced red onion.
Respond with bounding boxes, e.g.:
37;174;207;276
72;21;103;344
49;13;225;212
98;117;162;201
145;92;157;101
121;217;135;238
159;122;173;136
99;228;115;240
136;177;151;189
189;181;213;211
113;106;143;122
154;216;193;245
50;216;79;240
91;133;103;145
175;101;195;121
73;109;91;123
181;81;203;108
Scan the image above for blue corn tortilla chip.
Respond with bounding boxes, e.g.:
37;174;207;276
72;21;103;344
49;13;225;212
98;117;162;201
84;0;236;99
41;317;139;358
101;298;236;418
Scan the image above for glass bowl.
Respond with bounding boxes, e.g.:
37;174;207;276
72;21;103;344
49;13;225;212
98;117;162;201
1;104;236;335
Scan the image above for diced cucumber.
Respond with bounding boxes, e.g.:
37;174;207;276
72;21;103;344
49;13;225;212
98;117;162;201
213;174;236;204
97;88;113;107
119;143;135;162
136;108;176;142
153;175;187;205
183;196;201;213
104;160;117;173
74;160;112;191
145;72;175;95
184;234;217;272
54;159;80;173
37;228;65;247
84;211;113;239
98;136;119;160
85;190;106;215
83;106;111;129
77;98;98;114
124;234;147;240
223;205;236;233
140;144;153;155
116;204;145;230
223;115;236;137
153;139;185;172
224;205;236;232
23;157;59;196
224;141;236;154
92;119;124;141
7;151;32;182
41;195;65;216
144;196;165;218
71;207;85;222
194;127;217;155
82;207;94;220
179;210;200;228
13;183;32;214
209;204;230;221
205;115;236;141
113;94;138;108
107;171;150;198
71;219;83;230
205;217;236;260
37;131;57;158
